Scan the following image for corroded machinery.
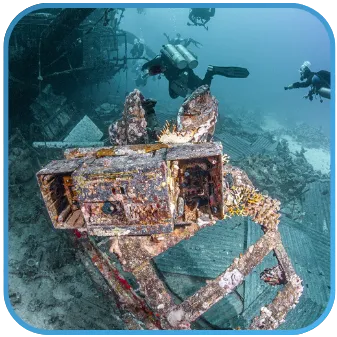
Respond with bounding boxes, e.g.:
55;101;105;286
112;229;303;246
37;86;303;330
37;142;224;236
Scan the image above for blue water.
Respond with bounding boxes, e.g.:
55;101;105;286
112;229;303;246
118;7;331;135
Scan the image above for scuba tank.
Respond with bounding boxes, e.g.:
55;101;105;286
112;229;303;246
312;73;331;100
317;87;331;99
175;44;198;69
161;44;188;70
160;44;199;70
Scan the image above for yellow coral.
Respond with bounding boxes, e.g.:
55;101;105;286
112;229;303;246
224;184;280;230
227;206;248;217
247;192;264;204
228;208;233;215
222;154;230;165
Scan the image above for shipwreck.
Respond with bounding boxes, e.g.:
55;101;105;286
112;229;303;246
36;86;303;330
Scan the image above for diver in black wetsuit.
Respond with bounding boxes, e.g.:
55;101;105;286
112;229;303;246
130;38;145;59
137;44;249;99
163;33;202;48
285;61;331;102
188;8;216;30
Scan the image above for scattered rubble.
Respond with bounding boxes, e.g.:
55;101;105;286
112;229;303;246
9;147;35;184
95;102;119;117
240;139;326;203
30;85;78;141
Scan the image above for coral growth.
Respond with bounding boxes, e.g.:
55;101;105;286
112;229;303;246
109;90;160;145
35;86;303;331
157;121;193;144
109;89;148;145
260;265;286;286
225;184;281;231
158;85;218;144
223;164;281;231
250;274;303;330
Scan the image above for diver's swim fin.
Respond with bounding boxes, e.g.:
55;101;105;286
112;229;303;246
208;66;250;78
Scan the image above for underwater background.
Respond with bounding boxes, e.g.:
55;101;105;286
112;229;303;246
7;7;331;331
113;8;331;134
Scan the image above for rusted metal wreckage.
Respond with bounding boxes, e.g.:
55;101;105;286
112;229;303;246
37;85;303;330
10;8;156;139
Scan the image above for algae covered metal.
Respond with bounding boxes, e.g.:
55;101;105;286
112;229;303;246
36;85;303;330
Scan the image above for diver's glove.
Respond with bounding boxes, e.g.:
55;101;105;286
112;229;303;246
284;84;293;90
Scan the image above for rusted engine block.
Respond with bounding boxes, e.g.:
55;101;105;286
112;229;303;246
36;86;303;330
37;142;224;236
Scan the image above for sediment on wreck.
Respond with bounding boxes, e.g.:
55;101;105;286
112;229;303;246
34;86;304;330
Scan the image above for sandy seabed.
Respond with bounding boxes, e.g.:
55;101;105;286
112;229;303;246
262;117;330;175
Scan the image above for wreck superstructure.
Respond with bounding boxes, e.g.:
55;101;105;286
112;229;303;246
9;9;128;86
36;86;303;330
9;8;154;141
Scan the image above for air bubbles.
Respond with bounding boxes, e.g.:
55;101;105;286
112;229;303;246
168;8;178;33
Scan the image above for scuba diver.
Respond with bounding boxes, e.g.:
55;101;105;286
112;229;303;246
163;33;202;48
187;8;216;30
134;59;160;87
130;38;146;59
138;43;249;99
130;38;148;81
136;8;146;15
284;61;330;102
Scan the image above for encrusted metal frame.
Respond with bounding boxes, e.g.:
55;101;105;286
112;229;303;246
36;86;303;330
